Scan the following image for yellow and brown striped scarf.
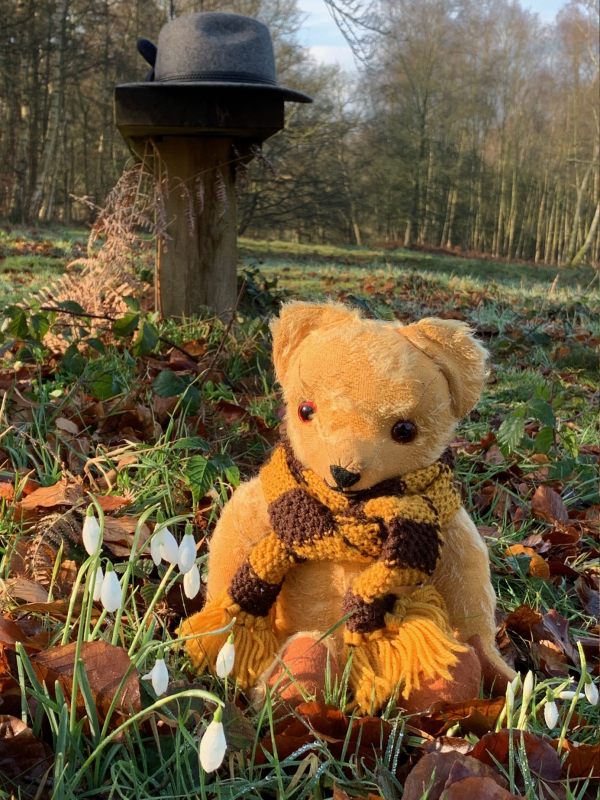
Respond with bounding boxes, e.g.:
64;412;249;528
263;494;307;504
181;443;466;712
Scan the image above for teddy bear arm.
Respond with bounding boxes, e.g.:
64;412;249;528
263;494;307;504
433;507;513;677
205;476;272;603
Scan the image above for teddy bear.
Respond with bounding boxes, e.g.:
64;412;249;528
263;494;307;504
180;302;515;713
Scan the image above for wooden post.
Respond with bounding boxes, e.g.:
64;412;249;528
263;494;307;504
114;85;285;319
154;137;238;318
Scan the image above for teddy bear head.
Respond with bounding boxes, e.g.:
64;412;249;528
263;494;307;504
270;301;488;492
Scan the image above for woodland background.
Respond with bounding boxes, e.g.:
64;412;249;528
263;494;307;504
0;0;598;267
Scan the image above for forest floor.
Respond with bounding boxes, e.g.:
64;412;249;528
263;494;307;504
0;224;599;799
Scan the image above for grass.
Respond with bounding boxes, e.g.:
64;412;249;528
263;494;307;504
0;226;598;799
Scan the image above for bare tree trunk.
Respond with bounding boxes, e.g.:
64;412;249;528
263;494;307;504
568;200;600;267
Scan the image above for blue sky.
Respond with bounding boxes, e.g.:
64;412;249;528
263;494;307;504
296;0;570;71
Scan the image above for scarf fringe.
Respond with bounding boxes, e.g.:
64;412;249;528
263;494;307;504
344;587;467;713
179;596;278;689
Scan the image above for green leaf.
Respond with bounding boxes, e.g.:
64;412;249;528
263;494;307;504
112;312;140;337
132;320;158;356
29;313;50;342
549;457;576;481
560;428;580;459
528;398;555;428
533;426;554;454
123;296;141;312
57;300;86;315
61;344;86;376
497;411;525;453
171;436;210;451
87;337;106;354
88;371;124;400
185;456;217;497
153;370;188;398
5;307;29;339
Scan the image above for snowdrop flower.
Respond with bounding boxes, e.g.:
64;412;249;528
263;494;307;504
178;532;196;574
199;707;226;773
100;566;122;613
521;671;534;706
216;633;235;679
544;698;559;729
558;690;586;700
142;657;169;696
584;677;598;706
183;564;201;599
92;565;104;602
151;526;179;566
82;507;101;556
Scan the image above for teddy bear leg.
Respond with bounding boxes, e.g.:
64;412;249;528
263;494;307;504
434;509;516;686
251;632;341;708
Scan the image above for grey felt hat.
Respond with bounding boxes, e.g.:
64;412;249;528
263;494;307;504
134;12;312;103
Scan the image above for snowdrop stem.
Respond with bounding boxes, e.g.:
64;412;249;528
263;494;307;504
74;689;224;788
558;642;587;751
111;504;159;647
128;562;177;659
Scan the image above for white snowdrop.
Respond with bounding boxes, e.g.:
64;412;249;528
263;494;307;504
558;690;586;700
183;564;201;599
100;567;122;613
199;708;226;773
142;657;169;696
521;671;534;706
92;565;104;602
150;534;162;567
544;699;559;729
158;527;179;565
178;532;196;574
216;634;235;679
82;508;101;556
584;677;599;706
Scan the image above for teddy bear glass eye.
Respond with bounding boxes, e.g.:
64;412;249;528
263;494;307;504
298;402;316;422
391;419;417;443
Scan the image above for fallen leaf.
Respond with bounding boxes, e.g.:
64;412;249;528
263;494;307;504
403;751;509;800
55;417;79;435
531;486;568;524
95;494;133;512
102;516;151;556
556;740;600;778
442;776;523;799
504;545;550;579
415;697;505;738
19;479;83;513
32;641;140;725
256;701;392;772
0;715;53;784
470;729;561;780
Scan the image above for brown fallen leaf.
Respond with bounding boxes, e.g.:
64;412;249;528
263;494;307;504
55;417;79;435
102;516;151;556
19;479;83;513
0;715;53;785
555;740;600;779
504;545;551;579
531;486;568;524
470;729;561;780
442;776;523;799
415;697;505;738
32;641;140;726
403;751;509;800
256;701;392;772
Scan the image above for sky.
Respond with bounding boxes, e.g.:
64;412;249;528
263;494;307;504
296;0;570;72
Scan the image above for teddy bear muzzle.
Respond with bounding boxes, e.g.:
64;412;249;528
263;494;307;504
329;465;361;490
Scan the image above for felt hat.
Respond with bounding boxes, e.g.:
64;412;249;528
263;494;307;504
134;12;312;103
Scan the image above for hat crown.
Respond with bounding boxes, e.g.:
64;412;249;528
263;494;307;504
155;12;277;85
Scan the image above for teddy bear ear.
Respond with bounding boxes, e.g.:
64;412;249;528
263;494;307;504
399;318;488;418
270;302;360;383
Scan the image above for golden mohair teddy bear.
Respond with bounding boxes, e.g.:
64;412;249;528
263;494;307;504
181;302;515;712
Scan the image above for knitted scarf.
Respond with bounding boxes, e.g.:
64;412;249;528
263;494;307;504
181;443;466;712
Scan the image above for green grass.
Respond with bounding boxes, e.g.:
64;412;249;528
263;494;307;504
0;226;598;799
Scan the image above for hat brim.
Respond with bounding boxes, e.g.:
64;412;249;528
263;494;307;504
118;80;312;103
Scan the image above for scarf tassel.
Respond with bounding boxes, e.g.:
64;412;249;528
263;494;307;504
179;596;279;689
344;588;467;713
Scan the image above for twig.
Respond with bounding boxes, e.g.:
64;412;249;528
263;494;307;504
18;304;201;363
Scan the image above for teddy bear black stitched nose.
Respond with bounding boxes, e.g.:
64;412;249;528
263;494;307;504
330;465;361;489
